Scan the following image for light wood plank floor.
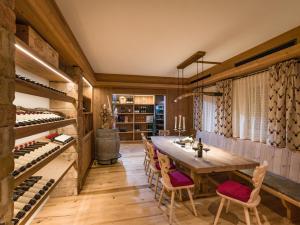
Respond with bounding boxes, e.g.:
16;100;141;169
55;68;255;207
31;144;298;225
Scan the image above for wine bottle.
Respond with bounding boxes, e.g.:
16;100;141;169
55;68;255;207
197;138;203;158
14;201;32;211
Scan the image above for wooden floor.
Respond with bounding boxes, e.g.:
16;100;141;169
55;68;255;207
31;144;298;225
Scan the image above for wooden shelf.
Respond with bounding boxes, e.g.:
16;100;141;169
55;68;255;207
15;118;76;139
113;103;134;106
134;104;154;106
83;112;93;115
117;113;133;115
117;131;134;134
15;78;75;103
15;37;73;82
134;113;154;115
14;139;76;187
135;122;153;124
16;158;76;225
134;130;153;133
116;122;133;124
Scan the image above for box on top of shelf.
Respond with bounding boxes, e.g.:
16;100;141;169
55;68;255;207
16;24;59;68
134;95;154;105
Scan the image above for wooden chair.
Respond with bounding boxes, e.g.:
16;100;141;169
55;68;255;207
141;133;150;175
146;141;162;199
157;151;197;224
159;130;170;136
213;161;268;225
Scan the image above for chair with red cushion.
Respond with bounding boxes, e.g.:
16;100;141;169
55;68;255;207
213;161;268;225
157;151;197;224
141;133;150;176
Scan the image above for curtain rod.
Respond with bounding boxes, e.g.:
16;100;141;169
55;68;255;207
199;58;300;88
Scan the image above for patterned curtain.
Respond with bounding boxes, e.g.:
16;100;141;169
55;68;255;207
267;59;300;151
215;79;233;137
193;87;202;130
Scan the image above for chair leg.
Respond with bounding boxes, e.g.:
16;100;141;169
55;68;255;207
158;186;165;207
226;200;230;213
187;188;197;216
148;170;153;186
146;161;150;175
179;189;183;201
143;154;146;165
254;207;262;225
169;191;175;224
213;198;225;225
243;207;251;225
154;173;159;199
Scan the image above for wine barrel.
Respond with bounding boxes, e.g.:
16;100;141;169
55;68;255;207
95;129;121;164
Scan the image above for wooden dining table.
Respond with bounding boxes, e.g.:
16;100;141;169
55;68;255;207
151;136;259;197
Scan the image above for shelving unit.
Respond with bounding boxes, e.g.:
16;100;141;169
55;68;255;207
15;158;76;225
112;94;156;141
15;77;76;103
15;118;76;139
14;139;76;187
12;29;82;225
154;95;166;135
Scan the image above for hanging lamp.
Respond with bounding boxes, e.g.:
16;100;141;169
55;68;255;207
173;51;222;103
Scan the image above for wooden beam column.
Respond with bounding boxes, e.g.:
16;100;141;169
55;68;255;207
49;66;83;196
0;0;15;223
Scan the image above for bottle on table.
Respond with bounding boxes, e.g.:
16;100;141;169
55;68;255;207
197;138;203;158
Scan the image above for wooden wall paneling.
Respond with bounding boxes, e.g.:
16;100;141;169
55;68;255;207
93;87;194;137
289;151;300;182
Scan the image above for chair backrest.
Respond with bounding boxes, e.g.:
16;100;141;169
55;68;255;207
157;151;172;187
146;141;157;167
248;161;268;203
158;130;170;136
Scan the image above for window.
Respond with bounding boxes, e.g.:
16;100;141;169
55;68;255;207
202;86;217;132
232;71;269;142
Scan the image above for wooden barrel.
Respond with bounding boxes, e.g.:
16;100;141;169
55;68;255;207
95;128;121;164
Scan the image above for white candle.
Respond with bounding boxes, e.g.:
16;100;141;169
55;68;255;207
183;116;186;130
178;115;182;129
174;116;177;129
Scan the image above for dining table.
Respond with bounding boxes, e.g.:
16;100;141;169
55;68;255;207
151;136;259;197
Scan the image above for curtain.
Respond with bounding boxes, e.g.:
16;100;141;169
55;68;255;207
232;71;269;142
202;86;217;132
215;79;233;137
267;59;300;151
193;87;202;130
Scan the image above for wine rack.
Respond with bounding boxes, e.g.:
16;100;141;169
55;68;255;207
10;35;81;225
112;94;161;141
13;136;76;187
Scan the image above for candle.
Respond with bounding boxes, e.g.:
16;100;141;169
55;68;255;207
174;116;177;130
183;116;186;130
178;115;182;129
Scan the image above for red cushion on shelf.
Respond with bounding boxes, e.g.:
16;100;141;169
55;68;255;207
217;180;252;202
168;171;194;187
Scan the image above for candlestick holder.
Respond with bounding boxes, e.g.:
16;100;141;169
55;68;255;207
174;128;186;138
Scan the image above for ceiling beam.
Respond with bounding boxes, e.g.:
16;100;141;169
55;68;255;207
177;51;206;69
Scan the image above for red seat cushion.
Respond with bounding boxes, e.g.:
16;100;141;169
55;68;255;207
217;180;252;202
155;161;176;171
168;171;194;187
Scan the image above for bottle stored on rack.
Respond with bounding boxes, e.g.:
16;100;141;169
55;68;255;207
15;111;64;127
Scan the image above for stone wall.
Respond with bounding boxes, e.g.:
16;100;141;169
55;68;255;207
0;0;15;224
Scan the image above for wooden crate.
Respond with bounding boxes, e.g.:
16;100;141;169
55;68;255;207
16;24;59;68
